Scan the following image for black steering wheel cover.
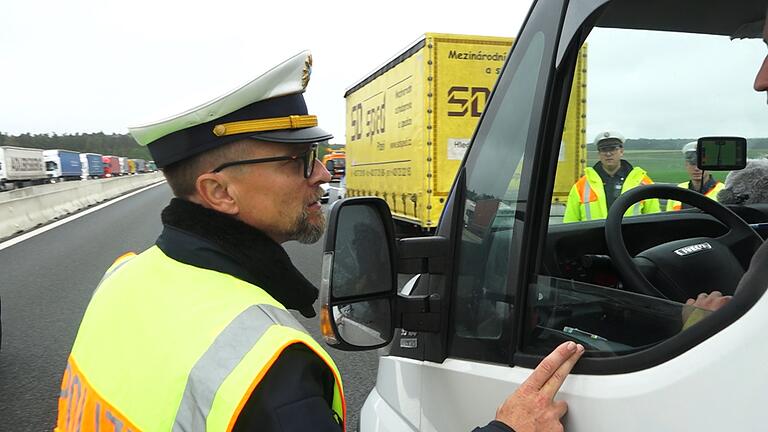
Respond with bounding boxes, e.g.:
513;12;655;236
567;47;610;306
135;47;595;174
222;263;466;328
605;184;761;298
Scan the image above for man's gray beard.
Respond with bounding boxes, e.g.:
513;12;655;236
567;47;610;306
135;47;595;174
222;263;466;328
288;207;326;244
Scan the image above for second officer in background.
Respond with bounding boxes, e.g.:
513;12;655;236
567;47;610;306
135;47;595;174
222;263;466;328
666;141;725;211
564;131;660;223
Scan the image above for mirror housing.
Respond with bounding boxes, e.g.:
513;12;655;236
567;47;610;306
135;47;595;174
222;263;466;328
320;197;397;351
697;137;747;170
320;197;446;351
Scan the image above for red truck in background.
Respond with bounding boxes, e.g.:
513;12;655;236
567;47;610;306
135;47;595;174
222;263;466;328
102;156;120;178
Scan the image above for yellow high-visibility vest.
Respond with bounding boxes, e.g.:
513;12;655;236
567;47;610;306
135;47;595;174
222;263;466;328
665;181;725;211
56;246;345;431
563;167;661;223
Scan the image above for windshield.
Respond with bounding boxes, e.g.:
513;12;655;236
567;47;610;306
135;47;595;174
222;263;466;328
551;27;768;225
529;26;768;355
450;18;768;363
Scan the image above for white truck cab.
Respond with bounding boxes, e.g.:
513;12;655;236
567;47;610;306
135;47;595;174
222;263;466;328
321;1;768;431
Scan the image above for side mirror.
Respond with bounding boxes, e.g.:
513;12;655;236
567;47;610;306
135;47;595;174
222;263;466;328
320;197;397;350
697;137;747;171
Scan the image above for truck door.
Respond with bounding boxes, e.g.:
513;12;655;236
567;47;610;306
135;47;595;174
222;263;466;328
411;0;768;431
413;1;569;430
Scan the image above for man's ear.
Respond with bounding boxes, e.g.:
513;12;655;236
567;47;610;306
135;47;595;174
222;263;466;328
193;173;239;215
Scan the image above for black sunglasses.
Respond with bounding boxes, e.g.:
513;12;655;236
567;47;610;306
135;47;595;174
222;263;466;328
210;144;318;178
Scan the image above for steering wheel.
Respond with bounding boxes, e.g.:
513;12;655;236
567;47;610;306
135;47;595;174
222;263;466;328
605;184;763;302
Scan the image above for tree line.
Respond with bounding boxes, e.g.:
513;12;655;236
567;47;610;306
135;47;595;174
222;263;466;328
0;133;151;159
5;132;763;156
0;132;343;161
625;138;768;150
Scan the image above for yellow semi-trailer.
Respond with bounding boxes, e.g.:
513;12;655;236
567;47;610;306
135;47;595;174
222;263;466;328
344;33;586;231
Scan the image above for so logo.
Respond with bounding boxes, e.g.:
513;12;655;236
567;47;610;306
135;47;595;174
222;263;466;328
447;86;491;117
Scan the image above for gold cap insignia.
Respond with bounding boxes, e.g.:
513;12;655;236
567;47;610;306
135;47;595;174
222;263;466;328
302;54;313;89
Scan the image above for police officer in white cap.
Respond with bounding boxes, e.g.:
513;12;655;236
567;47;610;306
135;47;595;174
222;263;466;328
55;51;583;432
564;131;660;223
55;51;347;432
666;141;725;211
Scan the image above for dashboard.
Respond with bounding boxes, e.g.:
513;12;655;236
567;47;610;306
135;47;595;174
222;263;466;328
542;204;768;288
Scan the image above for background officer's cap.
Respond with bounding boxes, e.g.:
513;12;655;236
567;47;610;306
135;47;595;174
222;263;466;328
128;51;332;168
682;141;698;163
593;130;625;150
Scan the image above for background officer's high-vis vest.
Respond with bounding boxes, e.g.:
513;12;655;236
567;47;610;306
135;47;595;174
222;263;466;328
665;181;725;211
56;246;345;431
563;166;660;223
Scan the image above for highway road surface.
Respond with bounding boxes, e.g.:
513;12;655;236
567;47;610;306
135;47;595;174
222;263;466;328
0;182;377;431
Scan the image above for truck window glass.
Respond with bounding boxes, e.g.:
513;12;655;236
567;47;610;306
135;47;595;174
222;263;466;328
449;31;547;363
527;26;768;358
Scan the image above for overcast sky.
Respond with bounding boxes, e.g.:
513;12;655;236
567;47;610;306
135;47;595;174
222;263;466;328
2;0;766;143
0;0;532;141
587;28;768;141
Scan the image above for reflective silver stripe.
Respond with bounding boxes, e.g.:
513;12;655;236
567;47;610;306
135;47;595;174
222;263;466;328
583;180;592;221
172;304;306;432
92;256;135;296
632;203;640;216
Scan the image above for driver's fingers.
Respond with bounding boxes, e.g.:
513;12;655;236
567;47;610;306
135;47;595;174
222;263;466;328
704;295;732;311
697;293;708;300
686;298;695;305
709;291;723;297
717;296;733;305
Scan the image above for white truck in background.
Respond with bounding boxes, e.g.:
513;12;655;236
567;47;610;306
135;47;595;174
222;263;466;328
118;157;128;176
0;146;47;191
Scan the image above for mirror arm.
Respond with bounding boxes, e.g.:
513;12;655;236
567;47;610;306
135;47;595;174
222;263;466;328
397;236;450;274
394;293;442;333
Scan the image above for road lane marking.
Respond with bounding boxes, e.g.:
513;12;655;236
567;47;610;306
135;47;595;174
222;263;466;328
0;180;167;252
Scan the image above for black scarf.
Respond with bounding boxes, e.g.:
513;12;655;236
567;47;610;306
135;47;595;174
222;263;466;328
158;198;318;317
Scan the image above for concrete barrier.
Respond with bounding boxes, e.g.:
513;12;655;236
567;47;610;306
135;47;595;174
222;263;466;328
0;179;92;204
0;173;165;239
